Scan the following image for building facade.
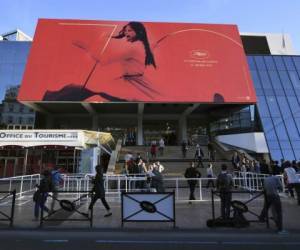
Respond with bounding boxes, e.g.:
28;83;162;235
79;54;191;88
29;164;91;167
1;20;300;163
0;30;34;129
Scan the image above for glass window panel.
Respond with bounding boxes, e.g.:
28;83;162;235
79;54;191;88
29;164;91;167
255;89;264;96
265;129;277;141
257;96;270;117
268;140;280;149
250;70;262;90
261;117;277;140
283;57;296;70
264;56;276;70
278;71;295;95
269;149;282;161
266;96;281;117
282;150;295;160
293;150;300;160
288;71;300;90
294;118;300;134
247;56;256;70
273;118;289;140
274;56;286;70
0;44;14;63
287;97;300;118
292;57;300;70
277;96;291;117
268;71;283;91
280;140;292;149
291;140;300;150
254;56;266;70
258;71;272;90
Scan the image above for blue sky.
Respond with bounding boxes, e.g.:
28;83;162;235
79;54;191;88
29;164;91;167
0;0;299;53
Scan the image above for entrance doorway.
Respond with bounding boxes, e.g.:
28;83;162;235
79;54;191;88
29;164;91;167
143;120;177;145
0;158;22;177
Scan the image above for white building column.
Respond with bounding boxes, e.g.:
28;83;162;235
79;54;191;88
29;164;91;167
92;115;98;130
137;104;144;145
178;116;187;144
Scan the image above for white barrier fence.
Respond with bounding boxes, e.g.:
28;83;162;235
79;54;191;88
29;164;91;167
1;172;299;201
0;174;40;197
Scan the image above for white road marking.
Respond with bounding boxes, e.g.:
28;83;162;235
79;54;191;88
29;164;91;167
95;240;218;244
43;240;69;243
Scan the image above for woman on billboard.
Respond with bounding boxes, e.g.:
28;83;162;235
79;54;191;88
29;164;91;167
43;22;160;102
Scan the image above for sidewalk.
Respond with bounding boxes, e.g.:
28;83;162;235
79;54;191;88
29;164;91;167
0;193;299;231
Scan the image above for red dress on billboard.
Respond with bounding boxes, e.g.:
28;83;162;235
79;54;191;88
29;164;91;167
43;39;160;102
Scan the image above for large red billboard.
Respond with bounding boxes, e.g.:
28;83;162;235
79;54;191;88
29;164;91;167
18;19;256;103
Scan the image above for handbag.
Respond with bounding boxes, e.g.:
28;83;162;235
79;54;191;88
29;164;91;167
32;190;40;202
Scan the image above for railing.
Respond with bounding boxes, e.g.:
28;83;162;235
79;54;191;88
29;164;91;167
78;173;275;201
233;171;269;191
2;172;298;202
0;174;40;197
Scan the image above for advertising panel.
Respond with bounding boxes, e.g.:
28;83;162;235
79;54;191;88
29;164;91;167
18;19;256;103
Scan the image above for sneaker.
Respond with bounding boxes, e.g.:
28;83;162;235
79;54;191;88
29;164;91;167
104;212;112;217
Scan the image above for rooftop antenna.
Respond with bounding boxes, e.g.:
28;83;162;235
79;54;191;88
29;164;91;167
281;28;286;49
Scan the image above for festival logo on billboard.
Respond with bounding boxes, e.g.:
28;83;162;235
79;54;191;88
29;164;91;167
18;19;256;103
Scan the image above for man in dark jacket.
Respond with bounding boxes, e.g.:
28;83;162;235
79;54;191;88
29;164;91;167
217;164;233;219
185;162;201;203
33;170;52;219
88;165;112;217
195;144;204;168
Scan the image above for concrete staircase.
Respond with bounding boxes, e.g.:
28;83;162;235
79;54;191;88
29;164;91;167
115;145;232;176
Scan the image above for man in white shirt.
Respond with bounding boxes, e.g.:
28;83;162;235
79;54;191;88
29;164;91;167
159;138;165;156
284;161;300;205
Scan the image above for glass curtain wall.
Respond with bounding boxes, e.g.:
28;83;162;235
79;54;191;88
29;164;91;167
248;55;300;161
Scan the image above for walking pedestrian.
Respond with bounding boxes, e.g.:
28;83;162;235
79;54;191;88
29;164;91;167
206;163;215;188
33;170;52;220
88;165;112;217
50;166;63;212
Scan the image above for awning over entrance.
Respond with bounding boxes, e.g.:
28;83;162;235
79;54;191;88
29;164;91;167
0;130;114;149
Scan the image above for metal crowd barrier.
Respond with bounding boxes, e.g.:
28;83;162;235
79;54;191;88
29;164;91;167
210;189;269;228
1;172;296;203
40;190;93;227
0;174;40;197
0;190;16;226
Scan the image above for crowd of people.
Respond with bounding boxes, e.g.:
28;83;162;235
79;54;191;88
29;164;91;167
122;151;165;192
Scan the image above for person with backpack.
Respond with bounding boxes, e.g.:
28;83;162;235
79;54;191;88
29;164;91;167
184;162;201;203
33;170;52;220
50;166;64;212
217;164;233;220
